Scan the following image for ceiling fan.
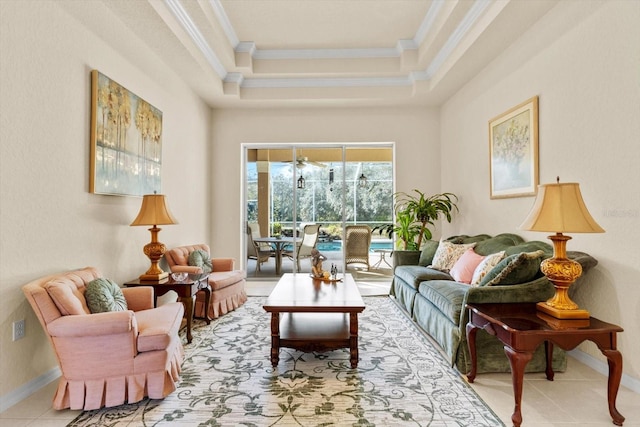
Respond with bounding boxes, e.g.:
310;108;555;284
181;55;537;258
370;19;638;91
287;156;327;169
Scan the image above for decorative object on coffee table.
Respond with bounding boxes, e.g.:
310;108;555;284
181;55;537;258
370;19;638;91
130;193;178;281
520;178;604;319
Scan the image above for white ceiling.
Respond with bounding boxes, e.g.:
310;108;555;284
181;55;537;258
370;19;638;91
69;0;559;108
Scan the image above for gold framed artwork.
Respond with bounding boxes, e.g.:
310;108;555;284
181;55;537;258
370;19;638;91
89;70;163;196
489;96;539;199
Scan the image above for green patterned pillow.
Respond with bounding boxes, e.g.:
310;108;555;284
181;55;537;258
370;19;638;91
188;249;213;274
85;278;128;313
479;250;545;286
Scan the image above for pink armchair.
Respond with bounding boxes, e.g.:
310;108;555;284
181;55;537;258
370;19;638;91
22;267;184;410
164;243;247;319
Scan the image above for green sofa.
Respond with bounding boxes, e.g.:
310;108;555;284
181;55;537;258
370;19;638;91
390;233;598;374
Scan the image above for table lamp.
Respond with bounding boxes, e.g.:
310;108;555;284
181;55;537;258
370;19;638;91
520;177;604;319
130;194;178;281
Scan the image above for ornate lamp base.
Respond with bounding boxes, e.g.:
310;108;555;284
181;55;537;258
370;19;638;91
538;233;590;320
140;227;169;282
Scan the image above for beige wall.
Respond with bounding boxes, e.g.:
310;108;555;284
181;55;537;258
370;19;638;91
209;107;440;261
0;1;211;399
440;0;640;383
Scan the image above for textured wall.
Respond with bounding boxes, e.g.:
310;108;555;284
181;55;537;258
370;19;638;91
0;1;211;399
440;0;640;383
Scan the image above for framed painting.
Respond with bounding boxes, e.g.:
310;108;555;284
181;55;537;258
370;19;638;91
89;70;163;196
489;96;539;199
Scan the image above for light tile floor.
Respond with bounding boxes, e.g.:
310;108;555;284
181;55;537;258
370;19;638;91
2;280;638;426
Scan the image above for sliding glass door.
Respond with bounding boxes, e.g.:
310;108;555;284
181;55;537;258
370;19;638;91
244;144;393;279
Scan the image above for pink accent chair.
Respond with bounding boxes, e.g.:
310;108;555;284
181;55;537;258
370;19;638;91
22;267;184;410
164;243;247;319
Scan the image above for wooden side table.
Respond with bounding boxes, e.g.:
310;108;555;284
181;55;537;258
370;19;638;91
466;302;624;427
124;276;211;344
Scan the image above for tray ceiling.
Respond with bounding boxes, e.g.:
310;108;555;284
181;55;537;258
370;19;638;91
65;0;558;108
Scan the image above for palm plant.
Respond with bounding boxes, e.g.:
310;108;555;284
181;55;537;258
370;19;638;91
394;190;459;249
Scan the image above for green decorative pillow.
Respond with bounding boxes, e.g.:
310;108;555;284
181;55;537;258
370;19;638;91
418;240;440;266
85;278;128;313
479;250;545;286
188;249;213;274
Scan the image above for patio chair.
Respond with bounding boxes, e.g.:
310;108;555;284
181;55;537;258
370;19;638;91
247;222;274;272
283;223;321;271
344;225;372;270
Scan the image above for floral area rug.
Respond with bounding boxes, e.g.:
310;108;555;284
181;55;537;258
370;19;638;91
68;297;503;426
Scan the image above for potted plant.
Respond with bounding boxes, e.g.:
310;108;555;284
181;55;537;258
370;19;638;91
377;190;458;267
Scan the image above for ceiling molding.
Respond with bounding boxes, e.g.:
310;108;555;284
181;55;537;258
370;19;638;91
164;0;227;79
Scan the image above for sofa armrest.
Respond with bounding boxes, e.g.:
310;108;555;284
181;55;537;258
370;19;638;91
47;311;136;337
465;277;555;305
122;286;154;311
212;258;234;272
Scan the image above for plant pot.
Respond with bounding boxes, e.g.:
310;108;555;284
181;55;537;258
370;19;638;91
392;250;421;269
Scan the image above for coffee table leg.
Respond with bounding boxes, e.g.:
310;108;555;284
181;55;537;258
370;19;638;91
504;346;533;427
349;313;359;368
270;312;280;367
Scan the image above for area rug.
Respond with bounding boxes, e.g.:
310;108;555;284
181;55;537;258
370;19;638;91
68;297;504;426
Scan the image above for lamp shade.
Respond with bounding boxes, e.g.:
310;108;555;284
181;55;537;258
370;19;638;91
520;181;604;233
130;194;178;226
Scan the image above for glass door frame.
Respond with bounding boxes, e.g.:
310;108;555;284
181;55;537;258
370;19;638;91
241;142;395;276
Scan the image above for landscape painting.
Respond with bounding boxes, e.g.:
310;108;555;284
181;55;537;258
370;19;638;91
89;70;162;196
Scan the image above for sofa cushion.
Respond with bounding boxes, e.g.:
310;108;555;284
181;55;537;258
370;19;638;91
394;266;453;290
418;240;440;267
208;270;247;292
449;249;485;284
430;240;477;272
188;249;213;274
473;233;526;256
135;303;183;352
480;250;545;286
85;278;128;313
45;279;90;316
471;251;505;286
504;241;552;257
418;280;470;325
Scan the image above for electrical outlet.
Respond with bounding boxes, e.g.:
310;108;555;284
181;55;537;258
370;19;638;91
13;319;25;341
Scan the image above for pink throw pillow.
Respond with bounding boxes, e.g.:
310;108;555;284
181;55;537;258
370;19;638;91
449;248;486;284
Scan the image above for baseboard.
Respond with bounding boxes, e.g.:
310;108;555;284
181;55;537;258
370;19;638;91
0;367;60;413
568;349;640;394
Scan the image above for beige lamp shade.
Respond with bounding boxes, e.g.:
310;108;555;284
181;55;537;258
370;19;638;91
130;194;178;227
520;181;604;233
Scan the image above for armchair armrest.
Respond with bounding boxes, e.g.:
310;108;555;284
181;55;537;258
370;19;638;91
212;258;234;271
170;265;203;274
122;286;154;311
47;311;136;337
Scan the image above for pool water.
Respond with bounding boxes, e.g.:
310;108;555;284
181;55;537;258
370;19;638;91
316;240;392;252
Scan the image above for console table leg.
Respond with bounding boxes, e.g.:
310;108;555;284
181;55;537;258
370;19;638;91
270;313;280;367
544;341;555;381
504;346;533;427
466;322;478;382
602;348;625;426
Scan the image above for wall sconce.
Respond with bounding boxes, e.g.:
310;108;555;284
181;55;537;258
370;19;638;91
358;173;367;189
297;174;305;189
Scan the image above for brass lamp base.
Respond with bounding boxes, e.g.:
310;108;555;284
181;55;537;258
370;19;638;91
139;227;169;282
537;301;590;319
538;233;590;320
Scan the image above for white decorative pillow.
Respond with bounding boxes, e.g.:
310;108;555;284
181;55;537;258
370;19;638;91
471;251;506;286
430;240;477;272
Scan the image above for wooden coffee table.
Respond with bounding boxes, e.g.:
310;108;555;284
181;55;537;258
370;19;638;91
263;273;366;368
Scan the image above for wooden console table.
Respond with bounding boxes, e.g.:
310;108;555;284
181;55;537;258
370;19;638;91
466;303;624;427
